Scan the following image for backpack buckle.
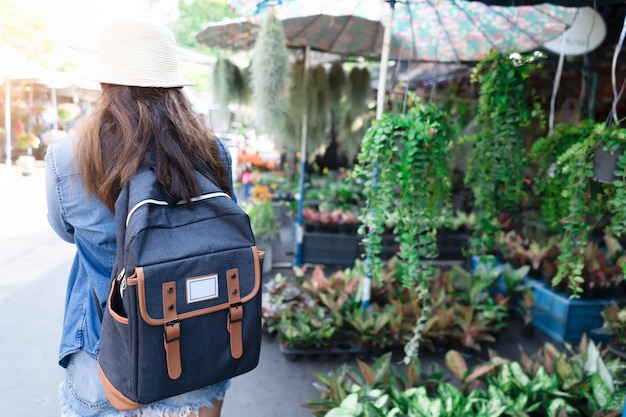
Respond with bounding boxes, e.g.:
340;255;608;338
229;302;243;324
164;319;180;343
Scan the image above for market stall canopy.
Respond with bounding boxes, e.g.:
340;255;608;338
198;14;402;59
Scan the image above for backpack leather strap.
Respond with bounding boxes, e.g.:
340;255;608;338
162;281;182;379
226;268;243;359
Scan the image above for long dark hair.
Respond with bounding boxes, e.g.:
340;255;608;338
77;84;232;211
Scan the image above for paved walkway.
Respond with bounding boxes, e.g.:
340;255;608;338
0;162;552;416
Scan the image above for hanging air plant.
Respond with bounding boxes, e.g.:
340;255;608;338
307;65;329;152
231;62;249;103
327;62;346;148
348;67;371;117
212;57;231;112
281;61;328;153
250;13;290;135
213;57;249;112
339;66;372;160
328;62;346;112
281;60;306;150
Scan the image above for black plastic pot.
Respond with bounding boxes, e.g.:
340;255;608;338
593;145;624;183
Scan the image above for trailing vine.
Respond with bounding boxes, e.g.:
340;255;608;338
553;138;596;297
464;51;545;253
530;120;626;296
351;95;453;359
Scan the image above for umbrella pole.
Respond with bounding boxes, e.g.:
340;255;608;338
295;45;310;267
362;1;396;309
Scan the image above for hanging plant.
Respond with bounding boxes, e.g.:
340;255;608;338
348;67;371;116
340;66;372;161
352;94;454;359
531;120;626;297
212;57;232;112
281;61;328;153
328;62;346;112
327;62;347;148
231;61;250;103
307;65;329;152
281;60;306;150
464;51;546;254
250;12;290;136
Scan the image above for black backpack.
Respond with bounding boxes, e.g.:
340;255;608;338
97;167;263;410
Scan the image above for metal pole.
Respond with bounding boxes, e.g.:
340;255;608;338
294;45;310;267
364;0;395;308
4;80;11;166
375;0;395;119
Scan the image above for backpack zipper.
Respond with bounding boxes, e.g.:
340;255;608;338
125;191;230;227
117;268;127;298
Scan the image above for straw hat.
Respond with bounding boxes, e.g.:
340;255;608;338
91;19;192;88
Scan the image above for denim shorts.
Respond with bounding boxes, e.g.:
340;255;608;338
59;350;231;417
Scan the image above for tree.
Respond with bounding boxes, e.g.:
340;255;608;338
0;0;52;61
173;0;238;52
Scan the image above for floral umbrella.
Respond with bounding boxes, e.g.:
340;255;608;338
228;0;579;63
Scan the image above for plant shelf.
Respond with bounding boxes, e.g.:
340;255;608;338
301;231;360;266
278;340;371;360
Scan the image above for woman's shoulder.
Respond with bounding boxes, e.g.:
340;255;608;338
46;135;79;178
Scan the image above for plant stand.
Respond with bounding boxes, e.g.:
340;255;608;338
279;340;371;360
300;231;360;266
367;231;471;264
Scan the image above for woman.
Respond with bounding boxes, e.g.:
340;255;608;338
46;19;234;417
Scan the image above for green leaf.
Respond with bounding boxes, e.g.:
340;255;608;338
590;373;612;409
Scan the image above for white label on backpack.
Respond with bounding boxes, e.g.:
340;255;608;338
186;274;219;303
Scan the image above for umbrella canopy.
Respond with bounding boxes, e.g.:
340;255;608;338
470;0;623;6
198;14;400;58
227;0;579;63
197;17;259;51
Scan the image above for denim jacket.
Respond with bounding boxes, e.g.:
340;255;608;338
45;135;235;367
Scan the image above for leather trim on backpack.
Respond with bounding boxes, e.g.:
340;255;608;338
98;362;145;411
162;281;182;379
129;246;262;326
226;268;243;359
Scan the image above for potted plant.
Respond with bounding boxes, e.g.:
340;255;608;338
16;132;40;176
242;184;281;273
592;123;626;183
352;94;455;358
463;50;546;255
531;120;626;297
602;301;626;359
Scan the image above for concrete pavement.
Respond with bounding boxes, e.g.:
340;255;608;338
0;162;73;416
